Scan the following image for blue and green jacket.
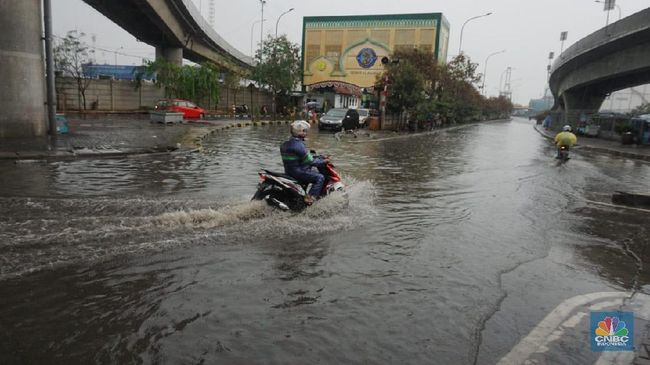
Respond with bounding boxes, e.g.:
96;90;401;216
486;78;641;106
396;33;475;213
280;136;324;175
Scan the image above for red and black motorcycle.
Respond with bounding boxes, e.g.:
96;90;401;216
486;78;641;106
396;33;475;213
252;154;344;211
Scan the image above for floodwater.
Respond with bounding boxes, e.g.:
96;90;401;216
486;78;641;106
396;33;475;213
0;117;648;364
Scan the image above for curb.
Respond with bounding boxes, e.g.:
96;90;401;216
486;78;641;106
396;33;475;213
349;118;511;144
3;147;200;162
580;145;650;161
1;119;298;162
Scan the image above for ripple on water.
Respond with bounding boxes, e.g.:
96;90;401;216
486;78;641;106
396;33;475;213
0;179;377;279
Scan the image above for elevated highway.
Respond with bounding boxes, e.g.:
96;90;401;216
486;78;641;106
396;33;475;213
82;0;253;73
549;7;650;122
0;0;252;138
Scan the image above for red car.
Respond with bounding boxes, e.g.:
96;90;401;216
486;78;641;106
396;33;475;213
154;99;205;119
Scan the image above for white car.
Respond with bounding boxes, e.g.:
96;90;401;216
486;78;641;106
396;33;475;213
357;108;370;127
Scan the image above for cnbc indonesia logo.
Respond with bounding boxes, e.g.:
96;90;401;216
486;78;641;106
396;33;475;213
591;312;633;352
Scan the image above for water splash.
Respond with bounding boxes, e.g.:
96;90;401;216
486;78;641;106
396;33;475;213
0;180;377;279
152;200;273;229
149;178;377;239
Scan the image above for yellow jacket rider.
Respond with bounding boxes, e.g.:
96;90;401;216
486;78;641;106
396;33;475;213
554;125;577;158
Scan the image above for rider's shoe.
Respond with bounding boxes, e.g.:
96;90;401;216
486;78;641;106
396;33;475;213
304;195;314;205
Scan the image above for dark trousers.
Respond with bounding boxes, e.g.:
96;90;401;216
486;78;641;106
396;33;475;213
290;169;325;197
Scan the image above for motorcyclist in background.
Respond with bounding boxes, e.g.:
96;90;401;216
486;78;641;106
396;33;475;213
280;120;329;205
554;125;577;158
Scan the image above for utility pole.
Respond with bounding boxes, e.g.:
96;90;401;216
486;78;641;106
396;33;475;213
250;19;264;58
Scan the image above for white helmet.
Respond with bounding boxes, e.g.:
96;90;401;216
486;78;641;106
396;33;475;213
291;120;310;138
563;125;572;131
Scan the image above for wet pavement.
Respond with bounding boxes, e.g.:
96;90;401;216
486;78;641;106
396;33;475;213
2;116;648;163
0;117;649;364
534;124;650;161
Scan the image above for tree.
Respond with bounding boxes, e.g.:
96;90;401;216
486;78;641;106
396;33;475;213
631;102;650;116
383;61;425;114
222;72;241;114
377;49;502;126
54;30;95;110
483;96;514;119
253;35;301;118
436;54;484;122
444;54;481;87
137;60;221;108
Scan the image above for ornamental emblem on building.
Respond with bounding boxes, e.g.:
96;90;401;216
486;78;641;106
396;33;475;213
356;48;377;69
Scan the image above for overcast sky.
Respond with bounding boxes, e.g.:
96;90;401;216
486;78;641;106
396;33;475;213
52;0;649;105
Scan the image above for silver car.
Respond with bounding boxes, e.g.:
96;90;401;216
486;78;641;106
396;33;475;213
318;108;348;131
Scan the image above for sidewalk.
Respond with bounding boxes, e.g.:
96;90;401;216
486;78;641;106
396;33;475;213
534;124;650;161
0;117;281;161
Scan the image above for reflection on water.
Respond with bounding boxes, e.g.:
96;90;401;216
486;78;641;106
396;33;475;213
0;118;649;364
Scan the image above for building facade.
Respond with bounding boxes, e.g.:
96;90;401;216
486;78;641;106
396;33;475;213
301;13;450;109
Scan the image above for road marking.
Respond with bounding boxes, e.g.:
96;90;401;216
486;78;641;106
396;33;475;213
498;291;634;365
594;351;635;365
589;299;625;311
584;199;650;214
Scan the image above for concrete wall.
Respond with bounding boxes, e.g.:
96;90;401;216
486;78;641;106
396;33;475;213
218;88;274;113
56;76;274;113
0;0;47;138
56;77;163;111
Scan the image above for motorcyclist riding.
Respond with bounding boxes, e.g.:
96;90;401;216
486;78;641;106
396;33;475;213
554;125;577;159
280;121;329;205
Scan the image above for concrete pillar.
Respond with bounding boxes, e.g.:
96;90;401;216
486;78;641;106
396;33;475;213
155;47;183;65
561;89;606;125
0;0;47;138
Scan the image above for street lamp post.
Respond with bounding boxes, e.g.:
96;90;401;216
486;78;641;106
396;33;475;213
250;19;265;57
544;51;554;98
275;8;295;37
559;31;568;54
481;49;505;96
499;67;512;94
595;0;621;21
260;0;266;49
458;12;492;55
547;51;554;81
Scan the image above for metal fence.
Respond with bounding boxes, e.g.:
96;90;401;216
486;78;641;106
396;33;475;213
544;111;630;141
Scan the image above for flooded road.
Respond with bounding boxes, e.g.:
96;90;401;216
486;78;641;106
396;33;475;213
1;118;649;364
